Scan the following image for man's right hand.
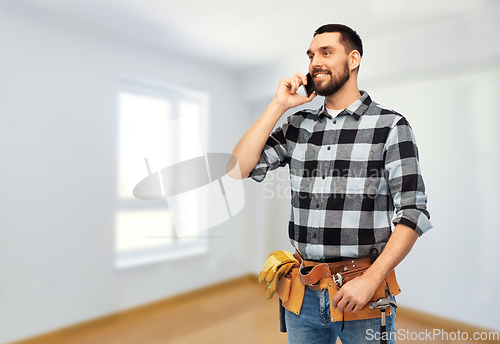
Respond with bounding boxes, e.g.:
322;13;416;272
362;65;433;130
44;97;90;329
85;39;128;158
228;72;317;180
273;72;317;110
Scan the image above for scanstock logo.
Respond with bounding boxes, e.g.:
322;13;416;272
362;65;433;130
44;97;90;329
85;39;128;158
133;118;245;238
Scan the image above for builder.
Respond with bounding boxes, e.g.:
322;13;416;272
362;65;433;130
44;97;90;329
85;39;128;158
229;24;432;344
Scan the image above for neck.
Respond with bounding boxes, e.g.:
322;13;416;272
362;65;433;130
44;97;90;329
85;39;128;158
324;77;361;110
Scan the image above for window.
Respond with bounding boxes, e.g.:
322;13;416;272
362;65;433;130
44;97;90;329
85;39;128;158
115;79;209;269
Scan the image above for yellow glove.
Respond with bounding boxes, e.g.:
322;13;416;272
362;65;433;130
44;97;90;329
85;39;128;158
265;261;296;299
259;250;298;299
259;250;297;284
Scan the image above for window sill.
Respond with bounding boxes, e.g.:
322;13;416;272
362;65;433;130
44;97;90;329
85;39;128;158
115;241;208;270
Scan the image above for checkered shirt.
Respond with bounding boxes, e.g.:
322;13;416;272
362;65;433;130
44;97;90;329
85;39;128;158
249;91;432;262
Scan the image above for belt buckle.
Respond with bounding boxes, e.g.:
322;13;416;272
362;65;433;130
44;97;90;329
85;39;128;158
333;272;343;288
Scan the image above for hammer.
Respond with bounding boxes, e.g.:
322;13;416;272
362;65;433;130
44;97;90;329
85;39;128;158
369;297;397;344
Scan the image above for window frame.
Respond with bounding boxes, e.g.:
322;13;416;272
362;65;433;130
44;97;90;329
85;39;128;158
115;77;210;270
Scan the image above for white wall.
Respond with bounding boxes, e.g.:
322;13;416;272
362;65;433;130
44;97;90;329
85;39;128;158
0;4;256;344
240;8;500;331
371;69;500;331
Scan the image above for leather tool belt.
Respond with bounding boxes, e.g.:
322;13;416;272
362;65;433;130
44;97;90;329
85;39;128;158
276;251;401;322
295;252;372;291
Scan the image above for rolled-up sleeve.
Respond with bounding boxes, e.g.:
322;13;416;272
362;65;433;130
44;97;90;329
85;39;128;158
248;122;289;182
384;117;432;236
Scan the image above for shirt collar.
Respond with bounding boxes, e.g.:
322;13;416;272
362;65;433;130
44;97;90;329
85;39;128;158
318;90;372;120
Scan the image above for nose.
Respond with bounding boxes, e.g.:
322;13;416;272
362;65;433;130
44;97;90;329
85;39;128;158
310;55;323;69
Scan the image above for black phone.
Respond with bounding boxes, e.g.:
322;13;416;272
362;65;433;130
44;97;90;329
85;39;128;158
304;73;315;97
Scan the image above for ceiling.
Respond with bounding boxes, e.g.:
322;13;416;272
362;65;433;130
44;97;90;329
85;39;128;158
6;0;500;69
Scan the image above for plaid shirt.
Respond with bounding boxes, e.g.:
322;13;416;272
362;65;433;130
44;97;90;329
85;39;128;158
249;91;432;262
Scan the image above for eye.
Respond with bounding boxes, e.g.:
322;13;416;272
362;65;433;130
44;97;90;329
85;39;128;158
323;51;331;56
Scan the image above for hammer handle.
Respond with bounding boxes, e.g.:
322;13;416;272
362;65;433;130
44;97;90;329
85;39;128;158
380;324;387;344
380;310;387;344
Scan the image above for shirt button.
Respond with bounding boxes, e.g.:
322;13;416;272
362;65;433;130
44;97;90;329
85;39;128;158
327;146;331;150
322;175;326;179
333;120;337;124
316;204;320;208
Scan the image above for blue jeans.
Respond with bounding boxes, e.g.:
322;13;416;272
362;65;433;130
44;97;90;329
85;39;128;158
284;287;396;344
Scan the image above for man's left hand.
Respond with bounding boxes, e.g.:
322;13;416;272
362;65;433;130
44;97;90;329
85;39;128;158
331;274;379;313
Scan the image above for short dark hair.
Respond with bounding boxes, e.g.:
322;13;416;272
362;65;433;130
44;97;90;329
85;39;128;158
314;24;363;58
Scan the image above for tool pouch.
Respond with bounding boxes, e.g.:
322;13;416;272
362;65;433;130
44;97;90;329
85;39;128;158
276;266;305;315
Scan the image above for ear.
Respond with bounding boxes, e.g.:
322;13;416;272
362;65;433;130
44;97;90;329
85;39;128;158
349;50;361;71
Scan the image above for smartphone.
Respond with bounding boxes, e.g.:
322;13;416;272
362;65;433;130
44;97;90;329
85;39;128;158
304;73;315;97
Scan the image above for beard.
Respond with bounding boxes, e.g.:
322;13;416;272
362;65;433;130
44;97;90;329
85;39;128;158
313;61;350;97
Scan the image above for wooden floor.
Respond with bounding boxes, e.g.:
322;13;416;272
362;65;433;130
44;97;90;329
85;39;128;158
12;276;499;344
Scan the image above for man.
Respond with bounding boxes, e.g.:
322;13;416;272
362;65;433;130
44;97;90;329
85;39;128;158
229;24;432;344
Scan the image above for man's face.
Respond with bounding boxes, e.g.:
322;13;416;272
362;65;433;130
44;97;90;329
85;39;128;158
307;32;351;97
